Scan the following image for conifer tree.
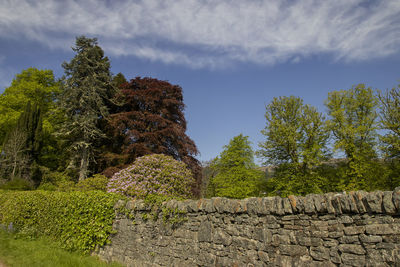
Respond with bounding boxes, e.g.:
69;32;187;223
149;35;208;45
209;134;264;199
1;102;43;183
59;36;113;181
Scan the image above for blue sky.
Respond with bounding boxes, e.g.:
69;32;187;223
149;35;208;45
1;0;400;164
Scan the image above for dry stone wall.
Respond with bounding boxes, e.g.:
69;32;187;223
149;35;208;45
97;188;400;266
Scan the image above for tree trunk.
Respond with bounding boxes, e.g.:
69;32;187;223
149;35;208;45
79;147;89;181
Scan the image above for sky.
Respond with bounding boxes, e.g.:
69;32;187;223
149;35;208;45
1;0;400;164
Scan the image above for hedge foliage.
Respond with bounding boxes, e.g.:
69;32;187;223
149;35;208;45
0;190;124;253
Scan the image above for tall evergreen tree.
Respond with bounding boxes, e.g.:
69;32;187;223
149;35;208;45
209;134;264;199
59;36;113;181
1;102;43;183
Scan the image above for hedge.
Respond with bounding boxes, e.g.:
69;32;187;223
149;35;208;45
0;190;124;253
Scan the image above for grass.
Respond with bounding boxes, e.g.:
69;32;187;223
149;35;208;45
0;230;125;267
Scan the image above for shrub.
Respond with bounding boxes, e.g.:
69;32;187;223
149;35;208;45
75;174;109;192
0;190;124;253
107;154;194;199
37;167;73;191
0;178;33;191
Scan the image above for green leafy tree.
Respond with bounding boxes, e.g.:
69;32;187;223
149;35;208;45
257;96;329;196
379;84;400;188
58;36;114;181
325;84;381;190
209;134;264;199
0;68;60;149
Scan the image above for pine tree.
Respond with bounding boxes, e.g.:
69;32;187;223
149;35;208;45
210;134;264;199
58;36;113;181
1;102;43;183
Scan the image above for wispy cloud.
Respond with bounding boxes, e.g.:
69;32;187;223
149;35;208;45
1;0;399;68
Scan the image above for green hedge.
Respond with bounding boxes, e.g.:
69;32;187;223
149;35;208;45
0;190;124;253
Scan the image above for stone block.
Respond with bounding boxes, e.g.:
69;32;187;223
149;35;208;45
363;191;383;213
365;224;394;235
382;191;396;214
338;244;366;255
359;234;382;243
343;226;365;235
341;253;365;266
198;220;212;242
310;246;330;261
279;244;309;256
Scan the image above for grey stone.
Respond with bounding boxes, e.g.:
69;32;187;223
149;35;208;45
280;244;309;256
339;235;359;244
304;194;316;214
350;191;368;213
341;253;366;266
363;191;383;213
383;191;396;214
198;220;212;242
365;224;394;235
338;244;366;255
310;246;330;261
288;195;305;213
393;187;400;212
343;226;365;235
213;229;232;246
257;251;269;263
359;234;382;243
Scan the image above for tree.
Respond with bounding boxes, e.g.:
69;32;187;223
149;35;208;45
379;84;400;188
257;96;329;196
58;36;114;181
104;77;202;195
209;134;264;199
325;84;380;190
1;102;43;184
0;68;59;148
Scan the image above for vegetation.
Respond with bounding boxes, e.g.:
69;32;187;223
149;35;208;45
104;77;201;196
207;134;264;199
0;230;123;267
0;190;123;253
58;36;114;181
107;154;194;199
257;96;329;196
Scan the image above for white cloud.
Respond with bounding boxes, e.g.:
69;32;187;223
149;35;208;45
0;0;399;68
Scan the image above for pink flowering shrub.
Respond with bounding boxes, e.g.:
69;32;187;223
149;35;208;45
107;154;194;199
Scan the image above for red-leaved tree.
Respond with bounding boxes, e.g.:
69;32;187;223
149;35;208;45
100;77;201;196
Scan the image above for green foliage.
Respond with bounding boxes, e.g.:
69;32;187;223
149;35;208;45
0;178;33;191
140;194;187;228
107;154;194;199
258;96;329;196
75;174;109;192
325;84;379;190
209;134;264;199
1;102;44;184
0;190;123;253
59;36;114;181
0;230;124;267
0;68;60;147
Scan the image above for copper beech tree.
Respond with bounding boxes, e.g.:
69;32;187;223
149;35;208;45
100;77;202;196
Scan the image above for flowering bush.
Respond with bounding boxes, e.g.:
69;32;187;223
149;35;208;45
107;154;194;199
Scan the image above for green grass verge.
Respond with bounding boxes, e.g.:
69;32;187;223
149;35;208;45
0;230;124;267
